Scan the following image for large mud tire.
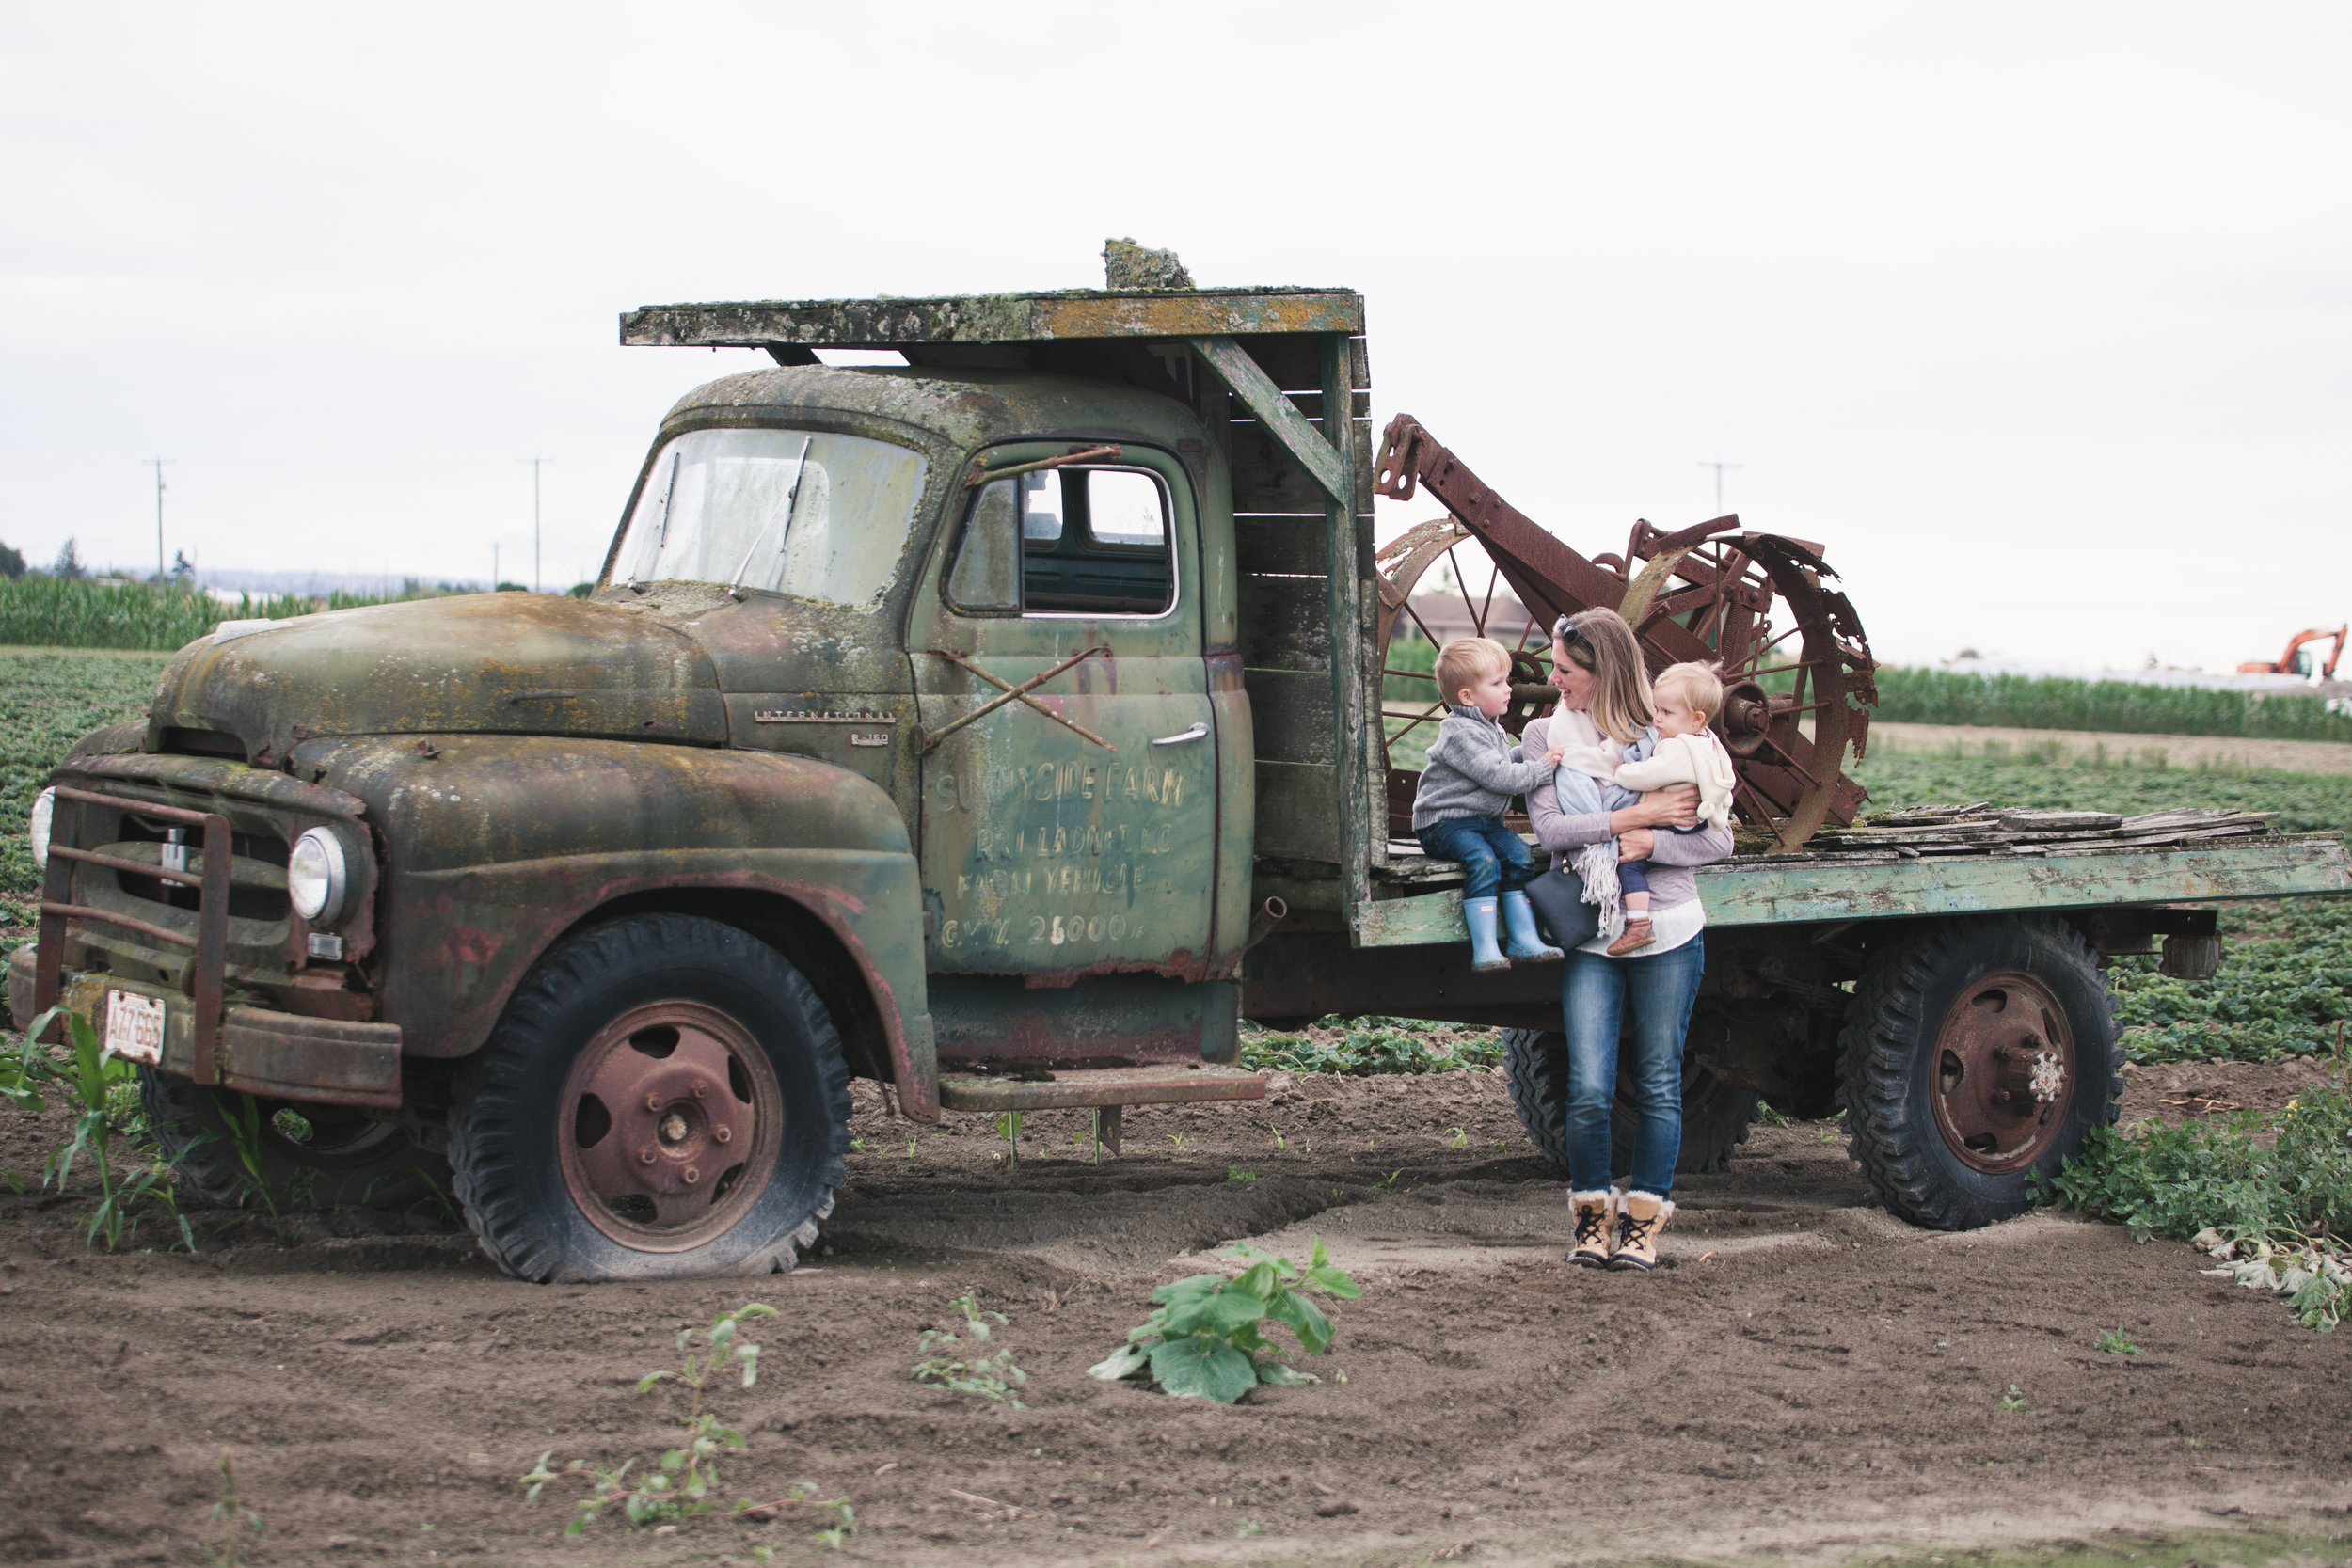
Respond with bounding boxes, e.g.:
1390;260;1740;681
1501;1028;1758;1179
138;1069;451;1212
449;914;850;1283
1836;915;2120;1231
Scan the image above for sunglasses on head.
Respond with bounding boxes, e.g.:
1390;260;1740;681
1551;616;1587;648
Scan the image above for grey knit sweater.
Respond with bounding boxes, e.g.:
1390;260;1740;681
1410;706;1557;831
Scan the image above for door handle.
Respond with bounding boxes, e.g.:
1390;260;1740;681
1152;721;1209;746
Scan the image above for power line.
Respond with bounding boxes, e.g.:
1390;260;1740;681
1697;460;1742;519
145;459;174;581
519;458;548;593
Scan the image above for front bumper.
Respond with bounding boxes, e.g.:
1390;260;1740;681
9;944;403;1109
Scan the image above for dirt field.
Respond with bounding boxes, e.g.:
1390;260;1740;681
1869;721;2352;776
5;1066;2350;1568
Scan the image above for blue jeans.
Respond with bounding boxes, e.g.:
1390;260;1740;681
1560;933;1706;1196
1417;816;1540;901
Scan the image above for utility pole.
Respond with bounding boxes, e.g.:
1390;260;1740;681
1697;460;1743;519
146;459;174;581
492;542;500;591
519;458;548;592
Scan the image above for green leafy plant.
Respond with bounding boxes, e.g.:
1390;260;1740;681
215;1091;299;1243
1227;1165;1256;1183
2094;1326;2140;1355
8;1005;192;1252
522;1303;780;1535
1996;1385;2030;1413
1448;1126;1468;1148
912;1291;1027;1406
1088;1235;1361;1404
993;1111;1023;1167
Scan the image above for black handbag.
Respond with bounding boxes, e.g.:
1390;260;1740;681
1523;856;1598;949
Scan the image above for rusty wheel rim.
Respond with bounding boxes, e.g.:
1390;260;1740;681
1930;971;2076;1173
558;1001;782;1251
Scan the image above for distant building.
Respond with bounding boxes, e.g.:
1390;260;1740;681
1398;593;1541;649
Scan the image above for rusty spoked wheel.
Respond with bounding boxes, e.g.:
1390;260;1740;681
1838;915;2121;1231
1929;972;2076;1173
450;913;852;1283
560;1001;784;1250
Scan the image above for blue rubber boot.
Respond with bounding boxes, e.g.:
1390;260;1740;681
1500;890;1565;962
1465;896;1510;972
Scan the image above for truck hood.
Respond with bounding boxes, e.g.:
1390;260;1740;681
148;594;728;761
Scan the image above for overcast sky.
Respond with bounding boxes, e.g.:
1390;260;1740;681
5;4;2346;673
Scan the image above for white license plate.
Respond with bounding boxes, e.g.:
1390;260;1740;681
104;990;166;1065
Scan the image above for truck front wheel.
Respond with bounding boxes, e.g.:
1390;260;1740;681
1837;915;2120;1230
449;913;851;1283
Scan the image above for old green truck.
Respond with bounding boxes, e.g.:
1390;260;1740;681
16;251;2349;1280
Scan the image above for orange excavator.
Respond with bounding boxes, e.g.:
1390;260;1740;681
2238;625;2345;680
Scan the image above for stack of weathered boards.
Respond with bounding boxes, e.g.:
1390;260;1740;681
1741;804;2278;863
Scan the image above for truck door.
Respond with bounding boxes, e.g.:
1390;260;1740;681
914;444;1217;975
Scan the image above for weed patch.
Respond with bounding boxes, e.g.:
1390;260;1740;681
2105;897;2351;1065
2040;1072;2352;1328
1241;1016;1504;1075
912;1291;1027;1405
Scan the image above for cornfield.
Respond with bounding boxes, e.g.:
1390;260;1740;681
1874;667;2352;745
0;578;441;653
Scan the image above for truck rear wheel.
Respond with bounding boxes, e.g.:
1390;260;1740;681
449;913;851;1283
139;1069;451;1212
1837;915;2120;1230
1501;1028;1758;1178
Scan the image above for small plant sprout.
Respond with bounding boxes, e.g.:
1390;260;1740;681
8;1005;193;1253
1089;1234;1362;1404
1166;1132;1190;1157
905;1135;918;1157
994;1111;1024;1168
1227;1165;1257;1183
2095;1326;2141;1356
211;1447;262;1566
219;1091;296;1244
1449;1126;1468;1148
1380;1168;1405;1190
1269;1123;1285;1152
1996;1385;2031;1413
912;1291;1028;1405
521;1302;778;1536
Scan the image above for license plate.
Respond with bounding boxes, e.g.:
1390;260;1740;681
105;990;166;1065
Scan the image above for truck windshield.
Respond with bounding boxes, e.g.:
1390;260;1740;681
612;428;928;606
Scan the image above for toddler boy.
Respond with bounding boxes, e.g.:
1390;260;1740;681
1410;638;1566;973
1604;660;1737;954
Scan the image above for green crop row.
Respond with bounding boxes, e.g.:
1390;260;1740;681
1874;666;2352;743
0;578;504;653
0;651;174;898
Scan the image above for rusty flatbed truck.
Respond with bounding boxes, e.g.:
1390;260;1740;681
14;258;2349;1282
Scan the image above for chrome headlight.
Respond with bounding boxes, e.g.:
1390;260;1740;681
28;786;55;870
287;828;349;925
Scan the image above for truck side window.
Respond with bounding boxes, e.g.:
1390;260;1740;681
946;479;1022;612
1022;467;1172;617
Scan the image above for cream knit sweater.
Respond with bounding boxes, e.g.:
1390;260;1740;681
1612;731;1737;832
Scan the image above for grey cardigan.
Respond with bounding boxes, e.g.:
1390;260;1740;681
1410;705;1557;831
1520;714;1731;914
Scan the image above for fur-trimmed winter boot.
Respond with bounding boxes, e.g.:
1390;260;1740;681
1609;1188;1674;1271
1568;1190;1615;1268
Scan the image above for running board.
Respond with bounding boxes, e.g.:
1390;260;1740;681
936;1063;1267;1113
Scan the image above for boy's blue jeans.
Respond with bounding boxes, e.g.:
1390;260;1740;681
1417;816;1541;901
1560;933;1706;1196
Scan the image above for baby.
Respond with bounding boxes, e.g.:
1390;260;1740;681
1604;660;1737;954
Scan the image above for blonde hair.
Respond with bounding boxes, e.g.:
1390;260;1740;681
1435;637;1511;705
1556;608;1656;744
1654;660;1724;721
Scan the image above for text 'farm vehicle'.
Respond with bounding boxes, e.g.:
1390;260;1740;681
17;247;2348;1280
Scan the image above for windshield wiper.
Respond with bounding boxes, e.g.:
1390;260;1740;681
726;436;813;600
624;451;683;589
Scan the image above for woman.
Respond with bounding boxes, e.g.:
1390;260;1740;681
1520;608;1730;1272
